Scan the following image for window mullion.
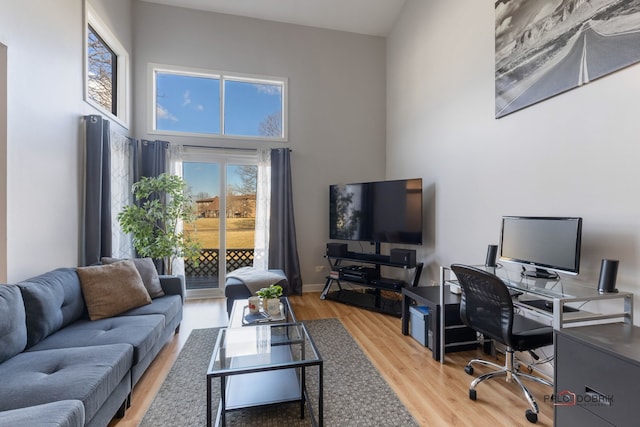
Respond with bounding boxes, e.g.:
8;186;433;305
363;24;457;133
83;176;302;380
220;77;225;136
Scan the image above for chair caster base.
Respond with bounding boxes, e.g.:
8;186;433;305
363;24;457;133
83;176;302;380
469;389;477;401
525;409;538;423
464;365;474;375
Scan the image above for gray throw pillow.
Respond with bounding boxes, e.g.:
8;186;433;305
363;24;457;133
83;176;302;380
0;285;27;362
101;257;165;298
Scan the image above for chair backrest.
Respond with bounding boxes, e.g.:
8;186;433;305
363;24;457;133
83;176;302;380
450;264;514;346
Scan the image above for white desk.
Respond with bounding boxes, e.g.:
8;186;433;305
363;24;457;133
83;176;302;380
438;265;634;364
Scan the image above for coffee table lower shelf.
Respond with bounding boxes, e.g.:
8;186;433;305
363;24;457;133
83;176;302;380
221;367;300;410
207;323;323;427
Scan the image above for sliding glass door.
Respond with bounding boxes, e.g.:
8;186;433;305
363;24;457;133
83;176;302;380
182;148;257;297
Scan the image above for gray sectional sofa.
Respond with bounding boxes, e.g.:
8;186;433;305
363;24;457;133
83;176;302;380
0;263;184;427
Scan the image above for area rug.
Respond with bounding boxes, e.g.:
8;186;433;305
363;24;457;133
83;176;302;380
141;318;418;426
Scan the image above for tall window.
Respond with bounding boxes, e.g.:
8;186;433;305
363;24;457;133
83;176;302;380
85;4;129;126
151;65;287;141
87;25;116;115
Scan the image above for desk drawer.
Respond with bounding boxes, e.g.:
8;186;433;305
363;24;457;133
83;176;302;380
555;403;614;427
555;333;639;426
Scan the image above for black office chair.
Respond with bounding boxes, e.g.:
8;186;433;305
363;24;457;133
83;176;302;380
450;264;553;423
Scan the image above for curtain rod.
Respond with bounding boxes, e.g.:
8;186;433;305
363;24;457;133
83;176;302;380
182;144;291;152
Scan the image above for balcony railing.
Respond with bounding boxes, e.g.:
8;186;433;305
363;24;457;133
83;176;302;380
184;248;257;290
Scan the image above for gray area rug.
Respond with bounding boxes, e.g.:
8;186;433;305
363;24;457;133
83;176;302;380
141;318;418;426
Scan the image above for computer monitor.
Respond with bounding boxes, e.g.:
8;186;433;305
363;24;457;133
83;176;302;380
499;216;582;279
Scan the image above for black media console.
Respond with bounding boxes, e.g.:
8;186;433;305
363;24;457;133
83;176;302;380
320;250;423;317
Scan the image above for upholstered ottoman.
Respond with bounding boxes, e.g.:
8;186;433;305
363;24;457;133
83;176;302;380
225;268;289;316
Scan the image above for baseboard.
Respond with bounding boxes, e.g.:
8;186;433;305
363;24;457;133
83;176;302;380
302;283;325;293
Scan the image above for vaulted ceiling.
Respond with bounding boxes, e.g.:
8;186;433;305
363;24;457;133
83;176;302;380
141;0;406;37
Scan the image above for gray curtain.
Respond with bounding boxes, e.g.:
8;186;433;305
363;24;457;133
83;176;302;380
83;115;112;266
135;139;169;273
136;139;168;181
268;148;303;295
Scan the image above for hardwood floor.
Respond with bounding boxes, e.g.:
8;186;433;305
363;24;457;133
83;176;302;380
109;292;554;427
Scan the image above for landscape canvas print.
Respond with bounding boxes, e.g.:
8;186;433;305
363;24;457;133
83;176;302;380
495;0;640;118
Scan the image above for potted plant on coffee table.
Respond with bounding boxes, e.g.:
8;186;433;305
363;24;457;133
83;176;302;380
256;284;283;316
117;173;201;275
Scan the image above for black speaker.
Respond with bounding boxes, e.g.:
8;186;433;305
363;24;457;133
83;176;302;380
485;245;498;267
326;243;348;257
598;259;619;294
390;249;416;267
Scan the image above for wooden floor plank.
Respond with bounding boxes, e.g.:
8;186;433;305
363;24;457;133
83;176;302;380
109;292;554;427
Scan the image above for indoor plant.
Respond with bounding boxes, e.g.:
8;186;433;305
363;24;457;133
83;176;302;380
117;173;201;275
256;284;283;315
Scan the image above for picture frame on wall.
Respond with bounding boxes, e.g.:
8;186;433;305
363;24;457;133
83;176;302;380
495;0;640;119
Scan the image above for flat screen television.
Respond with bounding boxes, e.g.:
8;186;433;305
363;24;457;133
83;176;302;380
329;178;423;248
499;216;582;279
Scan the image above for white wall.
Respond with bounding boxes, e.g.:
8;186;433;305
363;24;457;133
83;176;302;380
0;0;133;283
388;1;640;311
0;43;6;282
131;2;387;287
0;1;85;282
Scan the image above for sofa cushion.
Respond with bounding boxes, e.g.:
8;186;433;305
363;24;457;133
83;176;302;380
102;257;165;298
0;344;132;422
26;314;165;365
77;260;152;320
120;294;182;325
0;400;85;427
0;284;27;363
17;268;86;348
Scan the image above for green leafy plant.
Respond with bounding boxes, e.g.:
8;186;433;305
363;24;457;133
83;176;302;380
117;173;201;275
256;284;283;299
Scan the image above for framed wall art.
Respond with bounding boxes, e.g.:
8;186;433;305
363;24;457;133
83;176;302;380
495;0;640;118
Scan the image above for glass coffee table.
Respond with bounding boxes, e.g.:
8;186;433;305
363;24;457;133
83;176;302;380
207;321;323;427
228;297;296;327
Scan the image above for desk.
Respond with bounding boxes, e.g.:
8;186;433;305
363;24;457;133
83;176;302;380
438;265;634;364
555;323;640;426
401;286;479;361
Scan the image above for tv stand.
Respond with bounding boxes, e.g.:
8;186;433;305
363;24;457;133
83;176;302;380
320;250;423;317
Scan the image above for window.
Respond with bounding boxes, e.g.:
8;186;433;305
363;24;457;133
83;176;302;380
87;25;116;115
151;65;287;141
85;4;129;126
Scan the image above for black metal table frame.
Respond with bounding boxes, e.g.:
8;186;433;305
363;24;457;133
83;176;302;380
207;322;323;427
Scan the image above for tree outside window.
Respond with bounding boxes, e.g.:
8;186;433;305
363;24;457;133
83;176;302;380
87;25;117;115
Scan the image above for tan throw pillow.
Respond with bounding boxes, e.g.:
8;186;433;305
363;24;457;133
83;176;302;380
77;260;152;320
101;257;165;298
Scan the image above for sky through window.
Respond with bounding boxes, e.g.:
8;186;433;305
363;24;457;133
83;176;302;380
155;70;284;138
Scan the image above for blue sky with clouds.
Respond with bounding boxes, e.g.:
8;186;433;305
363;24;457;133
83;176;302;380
156;72;282;136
